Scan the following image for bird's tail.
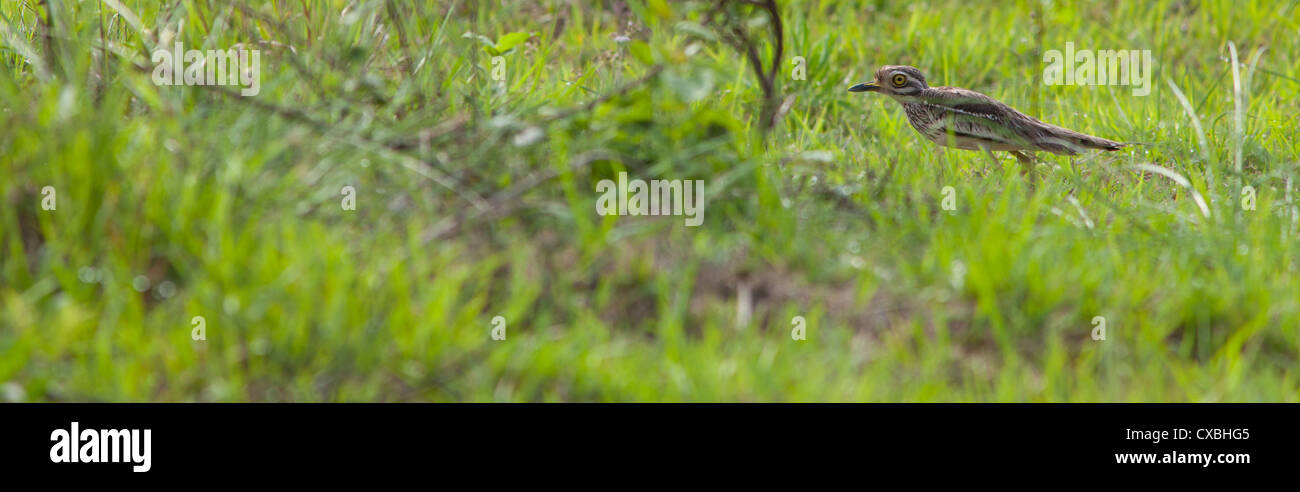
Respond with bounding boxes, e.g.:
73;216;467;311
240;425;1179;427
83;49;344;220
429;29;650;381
1053;127;1128;152
1082;134;1126;151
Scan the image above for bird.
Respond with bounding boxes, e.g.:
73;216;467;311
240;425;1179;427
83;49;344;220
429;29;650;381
848;65;1126;169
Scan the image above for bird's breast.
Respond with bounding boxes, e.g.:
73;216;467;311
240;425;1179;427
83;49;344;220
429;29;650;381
901;103;941;140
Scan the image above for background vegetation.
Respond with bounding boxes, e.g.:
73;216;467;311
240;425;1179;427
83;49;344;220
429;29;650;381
1;0;1297;401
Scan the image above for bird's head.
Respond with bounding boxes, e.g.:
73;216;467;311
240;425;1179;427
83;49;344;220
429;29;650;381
849;65;929;97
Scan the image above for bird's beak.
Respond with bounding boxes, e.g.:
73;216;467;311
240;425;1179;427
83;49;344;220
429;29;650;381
848;81;879;93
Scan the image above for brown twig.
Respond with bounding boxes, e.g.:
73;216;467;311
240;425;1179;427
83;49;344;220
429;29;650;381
708;0;785;134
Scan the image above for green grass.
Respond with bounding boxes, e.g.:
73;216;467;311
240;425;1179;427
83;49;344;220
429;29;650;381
1;0;1298;401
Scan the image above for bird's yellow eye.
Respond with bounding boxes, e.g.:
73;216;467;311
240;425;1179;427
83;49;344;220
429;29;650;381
891;74;907;87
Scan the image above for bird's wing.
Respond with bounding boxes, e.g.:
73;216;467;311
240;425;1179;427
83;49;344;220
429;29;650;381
919;87;1038;148
925;87;1123;154
924;87;1017;122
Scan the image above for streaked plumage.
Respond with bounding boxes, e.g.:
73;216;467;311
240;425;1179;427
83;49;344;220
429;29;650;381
849;65;1125;165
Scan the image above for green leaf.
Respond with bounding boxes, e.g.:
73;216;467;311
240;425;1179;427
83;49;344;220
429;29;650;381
493;32;531;55
628;41;654;65
647;0;673;20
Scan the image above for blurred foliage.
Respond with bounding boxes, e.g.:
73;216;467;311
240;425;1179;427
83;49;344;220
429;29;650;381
0;0;1298;401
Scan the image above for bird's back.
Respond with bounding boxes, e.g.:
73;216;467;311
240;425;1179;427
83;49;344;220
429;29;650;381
903;86;1124;155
